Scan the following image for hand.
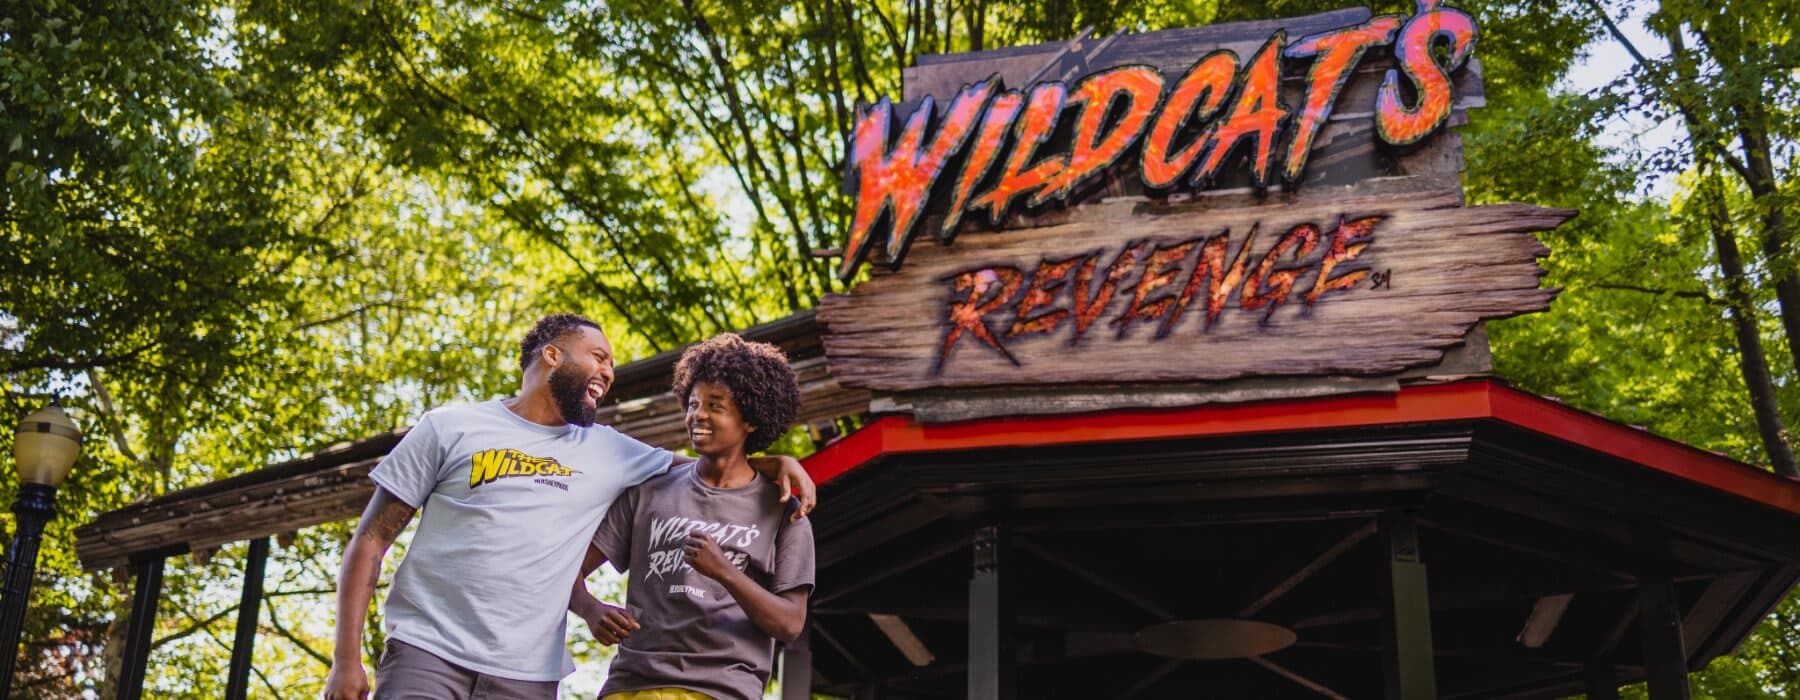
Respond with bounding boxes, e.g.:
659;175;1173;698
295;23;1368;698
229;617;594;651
772;455;816;521
582;603;640;645
683;532;734;581
321;661;369;700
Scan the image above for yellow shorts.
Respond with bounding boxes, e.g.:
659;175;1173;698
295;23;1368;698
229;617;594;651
601;690;713;700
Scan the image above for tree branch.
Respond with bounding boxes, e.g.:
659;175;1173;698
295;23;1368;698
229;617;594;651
681;0;829;308
1580;0;1648;66
2;343;159;375
86;368;144;465
152;606;237;650
149;586;344;651
265;596;333;668
296;300;422;332
1578;0;1754;181
1586;282;1719;304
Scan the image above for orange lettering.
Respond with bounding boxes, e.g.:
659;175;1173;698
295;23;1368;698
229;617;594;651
1168;226;1259;333
1283;17;1402;182
1192;33;1289;189
1070;242;1149;341
1140;51;1238;190
935;266;1025;373
1114;238;1200;338
1242;223;1321;318
1375;0;1477;146
1037;66;1163;204
841;81;995;279
1007;256;1084;338
969;83;1068;225
940;89;1025;242
1306;215;1382;304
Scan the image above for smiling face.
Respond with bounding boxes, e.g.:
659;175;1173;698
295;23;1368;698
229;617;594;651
544;325;615;427
685;379;754;460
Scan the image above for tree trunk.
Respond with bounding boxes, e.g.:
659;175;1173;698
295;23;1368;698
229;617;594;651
99;589;130;699
1702;171;1799;477
1731;111;1800;381
1659;28;1798;476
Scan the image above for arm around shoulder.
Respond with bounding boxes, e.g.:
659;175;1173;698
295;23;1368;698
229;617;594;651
747;454;816;521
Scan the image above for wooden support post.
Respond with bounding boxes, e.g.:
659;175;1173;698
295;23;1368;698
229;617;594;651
780;624;813;700
968;525;1015;700
1379;511;1436;700
116;555;167;700
1637;576;1691;700
1584;662;1620;700
225;537;270;700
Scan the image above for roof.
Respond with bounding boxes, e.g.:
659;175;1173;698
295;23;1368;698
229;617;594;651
803;379;1800;518
796;379;1800;698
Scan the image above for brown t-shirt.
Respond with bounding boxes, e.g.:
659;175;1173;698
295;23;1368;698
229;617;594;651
591;462;815;700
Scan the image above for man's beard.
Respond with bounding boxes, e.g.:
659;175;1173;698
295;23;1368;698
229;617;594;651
548;362;599;427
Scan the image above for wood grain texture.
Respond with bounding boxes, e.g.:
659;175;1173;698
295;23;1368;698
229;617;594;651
879;325;1493;423
820;190;1573;392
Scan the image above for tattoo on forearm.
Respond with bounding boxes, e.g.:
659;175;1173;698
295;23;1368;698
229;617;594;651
356;494;416;545
367;500;415;541
349;499;411;593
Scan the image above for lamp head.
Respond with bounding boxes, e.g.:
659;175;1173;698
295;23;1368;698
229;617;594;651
14;403;81;488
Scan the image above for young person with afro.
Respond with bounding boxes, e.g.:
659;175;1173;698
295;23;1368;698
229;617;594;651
572;333;814;700
325;316;815;700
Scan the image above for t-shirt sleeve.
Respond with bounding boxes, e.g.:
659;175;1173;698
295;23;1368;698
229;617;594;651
367;413;444;509
613;430;676;487
592;485;638;574
771;504;815;595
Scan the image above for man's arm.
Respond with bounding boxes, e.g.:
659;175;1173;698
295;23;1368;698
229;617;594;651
669;454;815;521
569;545;638;645
754;455;816;521
669;453;817;518
683;532;808;642
322;488;416;700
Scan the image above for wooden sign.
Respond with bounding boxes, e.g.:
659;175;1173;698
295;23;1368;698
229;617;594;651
819;3;1574;394
821;190;1570;390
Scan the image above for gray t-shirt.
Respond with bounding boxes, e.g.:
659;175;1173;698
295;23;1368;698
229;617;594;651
592;462;816;700
369;400;673;681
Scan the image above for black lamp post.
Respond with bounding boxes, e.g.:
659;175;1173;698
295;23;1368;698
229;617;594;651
0;403;82;697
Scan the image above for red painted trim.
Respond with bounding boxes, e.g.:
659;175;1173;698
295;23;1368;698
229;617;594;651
802;379;1800;518
803;415;905;486
1485;385;1800;517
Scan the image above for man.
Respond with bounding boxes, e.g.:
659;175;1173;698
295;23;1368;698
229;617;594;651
572;333;812;700
322;315;815;700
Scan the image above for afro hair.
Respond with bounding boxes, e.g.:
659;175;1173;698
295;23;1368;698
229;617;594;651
671;333;801;455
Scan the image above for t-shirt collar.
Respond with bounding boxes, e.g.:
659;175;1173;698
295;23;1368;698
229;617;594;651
685;460;765;495
489;399;578;437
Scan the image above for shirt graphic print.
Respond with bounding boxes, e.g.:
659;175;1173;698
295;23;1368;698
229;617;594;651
592;462;815;700
368;400;674;682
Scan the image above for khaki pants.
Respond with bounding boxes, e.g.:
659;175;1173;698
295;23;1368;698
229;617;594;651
602;690;714;700
374;638;558;700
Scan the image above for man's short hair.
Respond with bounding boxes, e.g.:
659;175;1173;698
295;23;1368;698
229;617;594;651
519;314;604;372
671;333;801;455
